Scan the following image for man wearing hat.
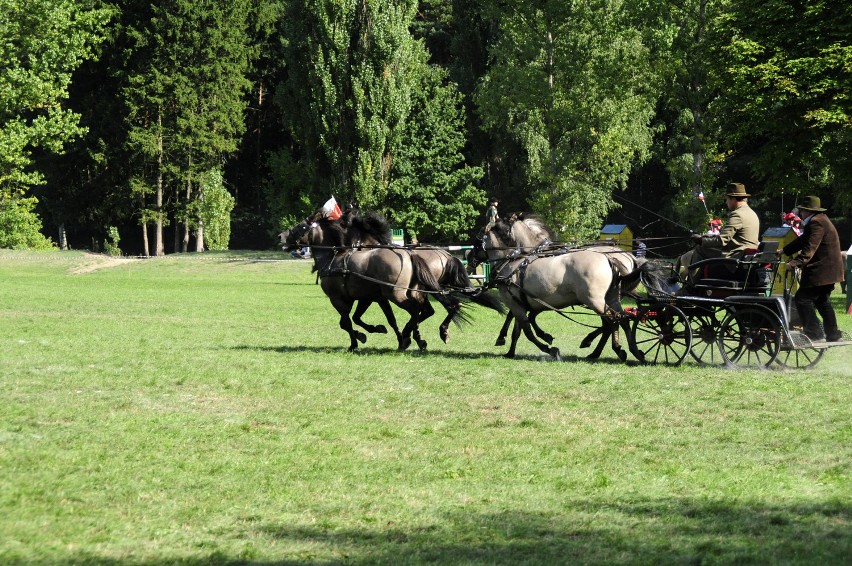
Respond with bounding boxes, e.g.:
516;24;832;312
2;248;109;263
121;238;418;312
779;195;845;342
676;182;760;286
484;197;500;231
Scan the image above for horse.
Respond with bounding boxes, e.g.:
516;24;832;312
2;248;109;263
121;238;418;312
342;208;504;343
282;210;503;351
468;214;640;356
341;208;504;343
283;212;457;352
481;214;651;362
280;216;408;349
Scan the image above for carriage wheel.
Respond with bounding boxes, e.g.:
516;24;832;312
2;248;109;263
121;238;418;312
628;304;692;366
774;347;825;370
688;309;724;366
717;307;781;369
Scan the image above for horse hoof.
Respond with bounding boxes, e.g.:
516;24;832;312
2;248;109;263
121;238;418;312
550;347;562;361
356;332;367;344
398;338;411;351
374;325;388;334
417;340;428;351
586;352;601;360
616;350;627;363
503;352;516;359
579;338;592;348
495;338;506;346
440;329;449;343
542;334;554;345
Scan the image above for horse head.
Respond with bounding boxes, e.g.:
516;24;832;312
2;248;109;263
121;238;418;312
282;218;313;250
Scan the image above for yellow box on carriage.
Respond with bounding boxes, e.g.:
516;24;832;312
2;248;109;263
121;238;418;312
599;224;634;252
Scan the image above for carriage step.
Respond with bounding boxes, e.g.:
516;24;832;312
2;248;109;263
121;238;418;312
787;330;852;349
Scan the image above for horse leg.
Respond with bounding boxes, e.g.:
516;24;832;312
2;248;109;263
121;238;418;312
374;299;408;350
507;308;561;361
529;312;553;344
495;313;513;346
580;326;603;349
504;317;529;358
586;319;611;360
609;319;628;363
352;300;387;335
331;301;364;351
415;299;436;350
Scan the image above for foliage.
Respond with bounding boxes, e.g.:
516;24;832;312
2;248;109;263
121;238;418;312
0;0;112;194
122;0;256;252
713;0;852;203
199;169;235;251
276;0;421;208
103;226;121;256
0;194;55;250
385;63;485;241
476;0;658;241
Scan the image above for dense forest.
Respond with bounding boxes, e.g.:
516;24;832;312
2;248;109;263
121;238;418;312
2;0;850;255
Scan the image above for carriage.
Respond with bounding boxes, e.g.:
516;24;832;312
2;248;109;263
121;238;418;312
623;239;850;369
283;204;847;368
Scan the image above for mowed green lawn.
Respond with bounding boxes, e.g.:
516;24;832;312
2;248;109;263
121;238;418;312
1;250;850;565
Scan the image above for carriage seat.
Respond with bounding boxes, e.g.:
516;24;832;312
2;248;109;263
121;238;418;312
689;240;778;295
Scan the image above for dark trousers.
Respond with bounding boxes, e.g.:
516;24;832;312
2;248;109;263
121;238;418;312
794;284;838;339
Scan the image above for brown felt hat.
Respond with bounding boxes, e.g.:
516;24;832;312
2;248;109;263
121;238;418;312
797;195;826;212
725;182;750;198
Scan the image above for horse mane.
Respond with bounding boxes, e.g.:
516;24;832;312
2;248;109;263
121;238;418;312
345;210;393;245
516;213;555;242
321;218;348;247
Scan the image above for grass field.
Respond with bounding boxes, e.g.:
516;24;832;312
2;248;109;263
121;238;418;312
1;250;850;564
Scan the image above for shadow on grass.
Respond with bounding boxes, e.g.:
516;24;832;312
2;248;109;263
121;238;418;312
41;498;850;565
228;344;638;365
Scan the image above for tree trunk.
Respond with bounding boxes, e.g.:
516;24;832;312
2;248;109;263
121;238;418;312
58;224;68;250
155;110;165;257
195;221;204;252
182;171;192;253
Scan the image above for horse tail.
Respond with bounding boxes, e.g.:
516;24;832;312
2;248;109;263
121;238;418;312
434;254;505;315
637;259;671;295
411;254;469;326
454;287;505;315
619;256;644;295
411;253;443;293
443;255;474;289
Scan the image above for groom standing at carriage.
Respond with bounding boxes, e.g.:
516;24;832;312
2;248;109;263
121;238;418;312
778;195;845;343
675;182;760;287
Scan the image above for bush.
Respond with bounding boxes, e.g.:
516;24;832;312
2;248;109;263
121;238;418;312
104;226;122;256
0;195;55;250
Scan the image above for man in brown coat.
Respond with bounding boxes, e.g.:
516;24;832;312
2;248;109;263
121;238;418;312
779;195;846;342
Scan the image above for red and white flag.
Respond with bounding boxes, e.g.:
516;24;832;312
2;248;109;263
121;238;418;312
697;191;705;201
322;196;342;221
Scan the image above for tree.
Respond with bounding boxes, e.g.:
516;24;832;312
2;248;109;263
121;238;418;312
199;169;235;251
386;63;484;241
0;0;111;248
276;0;421;212
122;1;255;255
714;0;852;205
476;0;658;241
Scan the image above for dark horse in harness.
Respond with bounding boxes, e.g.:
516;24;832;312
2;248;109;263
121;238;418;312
282;210;502;351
